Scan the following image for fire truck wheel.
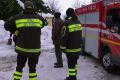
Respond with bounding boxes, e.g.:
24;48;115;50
101;49;114;73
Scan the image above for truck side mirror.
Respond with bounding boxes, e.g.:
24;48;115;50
108;24;120;33
106;22;113;29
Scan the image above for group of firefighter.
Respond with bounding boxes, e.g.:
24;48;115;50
4;1;82;80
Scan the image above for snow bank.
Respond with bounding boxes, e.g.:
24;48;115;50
0;20;10;44
41;26;54;52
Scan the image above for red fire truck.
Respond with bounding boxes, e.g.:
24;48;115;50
75;0;120;72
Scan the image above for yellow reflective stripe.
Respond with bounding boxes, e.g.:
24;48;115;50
29;78;37;80
69;69;76;72
16;46;40;53
60;46;66;49
69;24;81;28
14;30;19;36
69;73;76;76
15;19;43;28
68;24;82;32
65;48;81;52
14;71;22;76
16;19;43;24
16;23;42;28
29;73;37;76
14;76;21;79
75;65;78;69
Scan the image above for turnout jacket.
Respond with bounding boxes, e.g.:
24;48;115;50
4;10;45;57
60;19;82;55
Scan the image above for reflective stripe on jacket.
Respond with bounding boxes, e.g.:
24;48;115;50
15;19;43;28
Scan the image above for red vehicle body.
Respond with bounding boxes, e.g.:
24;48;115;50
75;0;120;72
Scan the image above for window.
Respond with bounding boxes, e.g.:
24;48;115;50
106;8;120;25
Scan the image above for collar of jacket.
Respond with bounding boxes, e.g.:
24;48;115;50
65;16;72;20
23;9;36;14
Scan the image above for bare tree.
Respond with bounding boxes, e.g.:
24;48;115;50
73;0;81;9
46;0;61;14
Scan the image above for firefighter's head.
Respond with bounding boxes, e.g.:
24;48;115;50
66;8;75;17
54;12;61;19
24;1;35;10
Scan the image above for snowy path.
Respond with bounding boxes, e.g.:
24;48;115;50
0;26;120;80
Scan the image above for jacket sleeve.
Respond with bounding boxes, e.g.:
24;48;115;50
60;23;69;52
4;16;16;34
37;14;45;28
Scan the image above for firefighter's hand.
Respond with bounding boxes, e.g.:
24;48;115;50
7;38;12;45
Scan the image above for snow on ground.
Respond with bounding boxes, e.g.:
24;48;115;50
0;22;120;80
0;20;10;44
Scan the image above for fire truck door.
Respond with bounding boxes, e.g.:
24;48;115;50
84;12;100;58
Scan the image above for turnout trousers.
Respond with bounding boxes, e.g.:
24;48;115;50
13;53;39;80
66;53;80;80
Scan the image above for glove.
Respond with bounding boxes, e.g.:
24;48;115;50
7;37;12;45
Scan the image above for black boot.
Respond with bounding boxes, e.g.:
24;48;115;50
54;63;63;68
64;76;77;80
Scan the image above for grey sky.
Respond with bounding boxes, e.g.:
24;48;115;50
43;0;92;14
60;0;92;14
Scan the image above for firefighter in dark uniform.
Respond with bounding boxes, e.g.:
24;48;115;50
4;1;45;80
61;8;82;80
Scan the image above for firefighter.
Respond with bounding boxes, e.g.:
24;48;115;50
4;1;45;80
61;8;82;80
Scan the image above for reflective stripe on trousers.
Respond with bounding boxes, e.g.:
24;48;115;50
29;73;37;80
60;46;81;53
13;71;22;80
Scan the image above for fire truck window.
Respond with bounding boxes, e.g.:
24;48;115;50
107;9;120;25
